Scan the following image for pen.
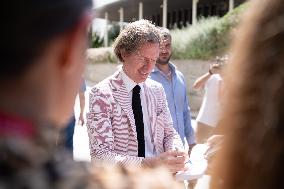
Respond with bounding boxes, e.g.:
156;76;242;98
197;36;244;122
175;147;180;151
175;147;191;164
185;159;192;164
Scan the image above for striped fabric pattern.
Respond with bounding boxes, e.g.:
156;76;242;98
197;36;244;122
87;69;183;166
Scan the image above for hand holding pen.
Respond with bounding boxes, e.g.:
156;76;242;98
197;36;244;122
175;147;191;163
142;149;188;173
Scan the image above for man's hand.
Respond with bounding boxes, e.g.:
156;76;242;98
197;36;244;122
204;135;224;175
78;112;85;126
209;63;222;75
142;150;189;173
188;143;196;157
204;135;224;160
207;135;223;148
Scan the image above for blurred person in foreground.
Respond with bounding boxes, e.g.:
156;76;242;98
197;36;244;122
150;27;196;154
87;19;188;173
90;165;183;189
0;2;185;189
0;0;93;188
210;0;284;188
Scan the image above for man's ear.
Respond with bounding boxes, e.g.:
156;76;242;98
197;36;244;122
59;12;93;75
120;49;128;62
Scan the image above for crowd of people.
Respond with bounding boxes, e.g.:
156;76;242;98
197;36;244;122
1;0;284;188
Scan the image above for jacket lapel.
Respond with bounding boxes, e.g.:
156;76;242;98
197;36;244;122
110;70;137;136
143;80;157;142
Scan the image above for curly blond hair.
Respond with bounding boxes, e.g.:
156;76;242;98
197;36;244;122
113;19;160;62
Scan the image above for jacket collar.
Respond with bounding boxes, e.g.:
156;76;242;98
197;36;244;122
109;68;137;135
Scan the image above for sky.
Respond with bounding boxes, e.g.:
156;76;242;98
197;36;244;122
93;0;119;8
92;0;120;36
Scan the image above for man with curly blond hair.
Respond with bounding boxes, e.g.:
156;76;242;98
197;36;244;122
87;20;188;173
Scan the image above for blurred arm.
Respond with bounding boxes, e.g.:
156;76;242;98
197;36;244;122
193;72;212;90
78;91;85;125
193;64;222;90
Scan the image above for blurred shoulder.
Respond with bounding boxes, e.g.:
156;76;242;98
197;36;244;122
0;137;91;189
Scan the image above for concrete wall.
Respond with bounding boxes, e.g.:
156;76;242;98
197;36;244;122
84;60;211;113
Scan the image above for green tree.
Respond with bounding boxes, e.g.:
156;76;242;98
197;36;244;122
91;32;103;48
108;23;121;45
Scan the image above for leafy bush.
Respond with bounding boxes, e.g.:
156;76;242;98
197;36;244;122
90;23;121;48
86;47;118;64
87;23;122;63
108;23;121;45
171;3;248;60
88;3;248;62
91;32;103;48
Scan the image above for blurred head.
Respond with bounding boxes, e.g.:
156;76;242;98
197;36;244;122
113;20;160;83
156;27;172;65
212;0;284;188
0;0;93;127
89;165;183;189
1;0;93;79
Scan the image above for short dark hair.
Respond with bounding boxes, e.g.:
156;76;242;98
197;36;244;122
1;0;92;79
158;27;172;40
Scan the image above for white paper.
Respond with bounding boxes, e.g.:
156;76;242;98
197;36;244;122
175;144;208;181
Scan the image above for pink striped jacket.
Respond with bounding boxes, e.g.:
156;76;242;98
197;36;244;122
87;69;183;166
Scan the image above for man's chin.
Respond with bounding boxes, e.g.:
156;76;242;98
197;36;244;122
157;57;170;65
135;74;148;83
157;61;169;65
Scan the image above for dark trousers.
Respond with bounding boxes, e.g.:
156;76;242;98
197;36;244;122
60;115;76;157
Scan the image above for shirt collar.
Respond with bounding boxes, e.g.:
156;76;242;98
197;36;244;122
121;69;144;93
152;62;176;73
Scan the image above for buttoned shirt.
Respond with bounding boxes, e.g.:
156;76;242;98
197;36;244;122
150;63;195;146
121;69;156;157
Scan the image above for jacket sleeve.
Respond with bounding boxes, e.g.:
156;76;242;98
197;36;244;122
86;87;143;166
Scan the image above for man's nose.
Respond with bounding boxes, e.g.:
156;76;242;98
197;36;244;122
143;61;154;71
160;47;166;53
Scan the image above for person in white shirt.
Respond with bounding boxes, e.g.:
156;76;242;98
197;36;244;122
193;57;226;143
